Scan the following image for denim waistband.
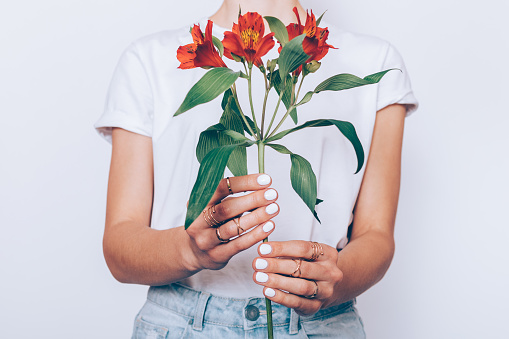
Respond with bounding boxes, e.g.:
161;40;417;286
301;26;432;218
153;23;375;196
146;282;355;334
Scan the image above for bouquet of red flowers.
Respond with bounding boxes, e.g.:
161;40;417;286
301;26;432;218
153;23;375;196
175;7;394;338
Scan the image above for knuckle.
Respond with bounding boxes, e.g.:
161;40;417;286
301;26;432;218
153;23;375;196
215;202;230;217
322;285;334;299
331;269;343;283
194;235;209;250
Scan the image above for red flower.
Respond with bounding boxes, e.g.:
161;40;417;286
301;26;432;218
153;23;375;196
177;20;227;69
280;7;336;74
222;12;275;67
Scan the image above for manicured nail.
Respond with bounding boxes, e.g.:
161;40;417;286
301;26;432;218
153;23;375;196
255;258;268;269
263;221;274;233
256;272;269;283
265;203;278;215
257;174;271;186
264;288;276;298
259;244;272;255
264;189;277;201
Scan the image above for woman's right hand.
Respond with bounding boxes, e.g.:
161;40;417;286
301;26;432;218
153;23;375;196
185;173;279;272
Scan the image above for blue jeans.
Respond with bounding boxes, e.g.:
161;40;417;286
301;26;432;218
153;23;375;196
132;283;366;339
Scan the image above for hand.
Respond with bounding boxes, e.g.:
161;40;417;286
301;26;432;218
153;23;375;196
252;240;344;316
185;174;279;272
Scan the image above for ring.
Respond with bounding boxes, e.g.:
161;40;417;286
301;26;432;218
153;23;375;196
202;205;222;228
233;217;244;236
216;227;230;243
308;242;324;261
226;177;233;195
291;259;302;277
304;280;318;299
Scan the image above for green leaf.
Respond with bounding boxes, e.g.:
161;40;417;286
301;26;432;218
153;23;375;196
196;123;224;163
316;11;327;26
272;71;298;124
264;16;289;46
242;115;256;137
296;91;313;106
212;36;224;57
277;34;310;77
267;143;320;222
186;144;239;228
267;119;365;174
315;69;397;93
174;68;241;116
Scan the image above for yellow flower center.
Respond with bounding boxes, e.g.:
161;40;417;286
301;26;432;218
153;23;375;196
241;28;259;50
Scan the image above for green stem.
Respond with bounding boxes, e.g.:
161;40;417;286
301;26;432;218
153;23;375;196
266;104;296;139
260;84;270;140
248;66;261;139
232;84;257;140
266;75;305;140
257;141;273;339
264;88;285;140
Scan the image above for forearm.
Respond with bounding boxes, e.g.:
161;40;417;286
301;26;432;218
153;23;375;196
103;221;199;286
329;229;395;306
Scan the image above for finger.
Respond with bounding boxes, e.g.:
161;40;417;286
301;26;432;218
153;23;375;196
252;257;330;281
253;272;330;301
257;240;331;262
209;174;272;203
208;221;276;261
206;188;279;226
261;286;322;316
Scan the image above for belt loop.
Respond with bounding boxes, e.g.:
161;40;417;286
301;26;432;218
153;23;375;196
193;291;210;331
289;308;300;334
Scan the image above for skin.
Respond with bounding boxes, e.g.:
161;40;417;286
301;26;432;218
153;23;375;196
103;0;406;317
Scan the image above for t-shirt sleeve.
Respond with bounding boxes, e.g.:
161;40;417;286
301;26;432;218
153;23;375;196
94;43;154;144
376;43;419;116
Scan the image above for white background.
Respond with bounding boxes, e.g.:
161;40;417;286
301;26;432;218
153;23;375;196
1;0;508;338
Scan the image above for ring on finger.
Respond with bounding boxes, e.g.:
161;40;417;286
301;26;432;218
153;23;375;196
203;205;223;228
234;217;244;236
291;259;302;277
304;280;318;299
226;177;233;195
308;242;324;261
216;227;230;243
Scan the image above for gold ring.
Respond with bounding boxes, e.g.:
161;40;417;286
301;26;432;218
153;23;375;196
202;205;222;228
291;259;302;277
216;227;229;243
226;177;233;195
234;217;244;236
308;242;324;261
304;280;318;299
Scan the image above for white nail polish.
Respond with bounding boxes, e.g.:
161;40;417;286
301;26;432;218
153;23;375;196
265;203;279;215
263;221;274;233
264;288;276;298
257;174;271;186
256;272;269;283
255;259;268;270
259;244;272;255
264;189;277;200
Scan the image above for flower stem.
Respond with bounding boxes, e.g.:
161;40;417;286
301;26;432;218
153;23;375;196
232;84;257;139
264;88;284;140
248;66;261;139
257;140;273;339
260;85;270;140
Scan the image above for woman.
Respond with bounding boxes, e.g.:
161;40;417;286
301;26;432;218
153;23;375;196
94;0;418;337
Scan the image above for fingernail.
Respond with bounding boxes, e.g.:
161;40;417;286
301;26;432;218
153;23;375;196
263;221;274;233
257;174;271;186
255;258;268;269
256;272;269;283
265;203;279;215
264;189;277;201
259;244;272;255
264;288;276;298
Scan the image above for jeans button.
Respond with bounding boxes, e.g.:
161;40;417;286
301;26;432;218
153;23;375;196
245;305;260;321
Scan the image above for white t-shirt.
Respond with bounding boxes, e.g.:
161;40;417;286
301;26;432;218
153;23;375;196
94;18;418;298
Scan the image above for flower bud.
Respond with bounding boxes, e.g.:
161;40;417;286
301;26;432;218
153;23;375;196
231;52;244;63
267;59;278;73
304;60;321;75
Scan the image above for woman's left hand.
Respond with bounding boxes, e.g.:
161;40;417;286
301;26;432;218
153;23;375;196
252;240;343;316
